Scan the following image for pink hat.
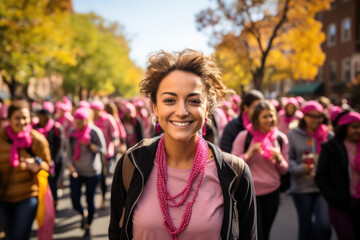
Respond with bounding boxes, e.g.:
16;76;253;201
286;97;298;107
122;102;136;117
74;107;91;120
42;101;54;114
270;99;279;108
62;96;72;112
134;100;144;108
296;96;305;106
337;112;360;126
232;94;241;104
329;106;343;122
90;101;104;111
221;101;232;109
78;100;90;109
301;101;323;115
56;102;68;111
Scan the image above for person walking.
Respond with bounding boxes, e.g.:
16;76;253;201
316;111;360;239
109;49;257;240
66;107;106;240
231;100;289;240
287;100;332;240
0;99;51;240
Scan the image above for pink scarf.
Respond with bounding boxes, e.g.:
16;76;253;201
249;126;279;160
6;125;32;167
279;109;294;124
156;135;208;240
36;119;55;138
242;112;252;131
94;112;108;131
308;124;328;154
70;124;92;161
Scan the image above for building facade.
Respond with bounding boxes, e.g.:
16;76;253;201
318;0;360;103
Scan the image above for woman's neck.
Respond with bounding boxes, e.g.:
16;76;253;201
305;126;315;135
163;135;198;169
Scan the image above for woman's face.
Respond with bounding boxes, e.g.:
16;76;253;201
257;109;276;133
244;100;260;120
74;119;88;131
9;108;31;133
346;121;360;143
304;110;324;132
153;70;208;143
285;104;296;116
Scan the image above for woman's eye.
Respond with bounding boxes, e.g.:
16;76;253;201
189;99;202;104
163;98;175;103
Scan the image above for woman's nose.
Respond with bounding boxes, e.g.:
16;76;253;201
175;102;188;116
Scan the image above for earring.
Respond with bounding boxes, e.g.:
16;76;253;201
202;118;207;136
155;121;161;134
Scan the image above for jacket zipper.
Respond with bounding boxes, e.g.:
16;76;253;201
125;152;145;240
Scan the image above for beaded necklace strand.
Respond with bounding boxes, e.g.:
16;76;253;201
156;134;208;240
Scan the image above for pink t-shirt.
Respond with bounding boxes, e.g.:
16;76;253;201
344;141;360;198
124;121;138;147
94;113;119;158
277;110;303;135
231;130;289;196
132;158;223;240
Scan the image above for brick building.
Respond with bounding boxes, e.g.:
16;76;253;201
317;0;360;103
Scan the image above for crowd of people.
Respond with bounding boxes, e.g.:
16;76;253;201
0;49;359;240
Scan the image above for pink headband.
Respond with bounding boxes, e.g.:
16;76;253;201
42;101;54;114
74;107;91;120
78;100;90;109
90;101;104;111
301;101;323;115
56;102;67;111
337;112;360;126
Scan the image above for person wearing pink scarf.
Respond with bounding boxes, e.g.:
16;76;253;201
109;49;256;240
316;111;360;239
277;97;304;135
55;101;74;138
287;100;332;240
66;107;106;240
0;99;51;240
232;100;289;240
33;102;64;207
90;100;120;208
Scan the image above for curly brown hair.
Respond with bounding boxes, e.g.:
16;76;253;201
139;49;232;117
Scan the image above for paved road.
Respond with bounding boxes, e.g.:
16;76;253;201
30;168;336;240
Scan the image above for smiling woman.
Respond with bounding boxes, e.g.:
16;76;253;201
109;49;257;240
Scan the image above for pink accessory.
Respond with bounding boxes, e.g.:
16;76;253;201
329;106;342;123
56;102;67;112
249;126;279;160
6;125;33;167
301;101;323;115
94;112;108;131
37;119;55;138
74;107;91;120
71;124;92;161
155;121;161;134
156;135;208;240
62;96;72;112
296;96;305;106
78;100;90;109
309;124;328;154
286;97;299;107
42;101;54;114
90;101;104;111
242;111;252;131
202;119;207;136
337;112;360;126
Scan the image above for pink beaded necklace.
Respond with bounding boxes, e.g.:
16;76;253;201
156;134;209;240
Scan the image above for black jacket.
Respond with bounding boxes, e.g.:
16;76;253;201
220;115;245;153
315;138;351;211
109;138;257;240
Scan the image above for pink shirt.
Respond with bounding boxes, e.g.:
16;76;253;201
344;141;360;198
94;112;119;158
133;158;223;240
231;130;289;196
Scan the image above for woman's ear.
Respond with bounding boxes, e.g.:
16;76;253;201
152;101;158;118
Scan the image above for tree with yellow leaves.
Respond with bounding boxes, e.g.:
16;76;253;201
196;0;332;91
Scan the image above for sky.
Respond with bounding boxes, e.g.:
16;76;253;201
73;0;215;68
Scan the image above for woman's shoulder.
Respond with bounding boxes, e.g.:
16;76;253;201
30;128;48;144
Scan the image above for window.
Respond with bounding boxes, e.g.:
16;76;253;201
342;58;351;83
341;18;351;42
316;66;323;82
328;24;336;46
329;61;337;83
331;1;336;9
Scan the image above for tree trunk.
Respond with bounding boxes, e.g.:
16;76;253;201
3;75;18;98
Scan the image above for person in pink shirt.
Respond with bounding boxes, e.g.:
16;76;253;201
277;97;303;135
232;100;289;240
90;100;120;208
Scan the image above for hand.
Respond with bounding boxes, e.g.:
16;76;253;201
246;142;262;159
19;157;41;173
270;147;283;164
68;165;78;178
303;163;315;177
88;143;98;153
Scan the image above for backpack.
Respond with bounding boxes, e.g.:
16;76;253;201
120;139;244;239
243;131;290;193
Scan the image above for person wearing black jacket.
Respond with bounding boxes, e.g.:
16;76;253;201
109;49;257;240
220;90;264;153
316;111;360;240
